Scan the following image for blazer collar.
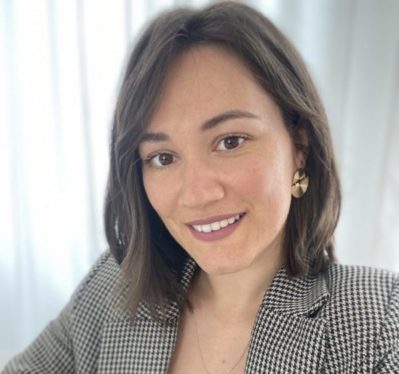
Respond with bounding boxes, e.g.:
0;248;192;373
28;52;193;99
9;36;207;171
246;262;330;373
261;262;330;317
102;257;330;373
134;258;197;321
135;256;330;321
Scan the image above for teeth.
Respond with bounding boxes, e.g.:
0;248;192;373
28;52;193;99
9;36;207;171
220;219;229;228
211;222;221;231
192;214;242;233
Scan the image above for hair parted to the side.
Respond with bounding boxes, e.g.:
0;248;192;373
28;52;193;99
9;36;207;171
104;1;341;320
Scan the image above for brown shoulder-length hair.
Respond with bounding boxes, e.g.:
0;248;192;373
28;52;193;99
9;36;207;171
104;1;341;319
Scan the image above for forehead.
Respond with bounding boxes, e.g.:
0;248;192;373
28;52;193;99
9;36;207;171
146;45;276;133
162;45;257;94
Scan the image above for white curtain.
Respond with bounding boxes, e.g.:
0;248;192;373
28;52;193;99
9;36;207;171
1;0;398;367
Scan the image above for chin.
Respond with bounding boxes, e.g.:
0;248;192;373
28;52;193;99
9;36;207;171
196;253;254;276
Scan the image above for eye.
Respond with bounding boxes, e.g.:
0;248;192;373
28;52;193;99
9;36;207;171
143;152;175;168
216;134;247;151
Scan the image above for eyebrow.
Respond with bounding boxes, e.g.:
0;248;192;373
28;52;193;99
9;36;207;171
140;110;260;143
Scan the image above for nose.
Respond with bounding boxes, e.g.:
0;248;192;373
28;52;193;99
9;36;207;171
178;158;225;208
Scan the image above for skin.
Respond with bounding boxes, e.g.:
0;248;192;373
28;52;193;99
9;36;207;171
138;46;305;372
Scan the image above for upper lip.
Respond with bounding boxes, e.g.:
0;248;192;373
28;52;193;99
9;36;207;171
185;212;245;226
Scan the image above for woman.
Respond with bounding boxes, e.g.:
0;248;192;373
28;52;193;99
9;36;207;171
3;2;398;373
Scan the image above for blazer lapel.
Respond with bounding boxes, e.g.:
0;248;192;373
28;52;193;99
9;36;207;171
97;258;328;373
97;258;197;374
245;265;330;374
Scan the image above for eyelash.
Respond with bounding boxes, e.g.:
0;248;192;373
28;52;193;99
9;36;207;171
142;133;249;169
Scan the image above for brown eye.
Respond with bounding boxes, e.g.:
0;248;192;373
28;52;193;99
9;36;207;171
147;153;175;168
216;135;246;151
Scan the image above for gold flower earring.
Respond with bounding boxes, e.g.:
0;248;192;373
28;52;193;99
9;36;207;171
291;169;309;198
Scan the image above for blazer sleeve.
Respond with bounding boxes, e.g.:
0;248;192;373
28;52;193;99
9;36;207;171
373;277;399;373
1;304;75;374
1;252;111;374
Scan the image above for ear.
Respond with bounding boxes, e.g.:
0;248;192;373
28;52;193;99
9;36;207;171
293;124;309;169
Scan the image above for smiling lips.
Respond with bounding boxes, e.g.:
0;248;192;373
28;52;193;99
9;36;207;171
191;214;241;233
186;213;246;241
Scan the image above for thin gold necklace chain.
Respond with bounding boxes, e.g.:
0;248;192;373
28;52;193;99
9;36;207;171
191;306;250;374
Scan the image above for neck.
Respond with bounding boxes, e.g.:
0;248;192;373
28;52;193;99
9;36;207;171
190;246;284;323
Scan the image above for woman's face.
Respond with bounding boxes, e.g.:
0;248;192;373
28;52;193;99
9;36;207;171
139;46;303;275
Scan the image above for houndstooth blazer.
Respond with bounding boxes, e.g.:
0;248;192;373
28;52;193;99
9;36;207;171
3;251;399;373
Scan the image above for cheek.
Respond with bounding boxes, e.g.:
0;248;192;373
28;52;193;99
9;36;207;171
241;161;293;239
237;157;293;200
142;173;178;219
